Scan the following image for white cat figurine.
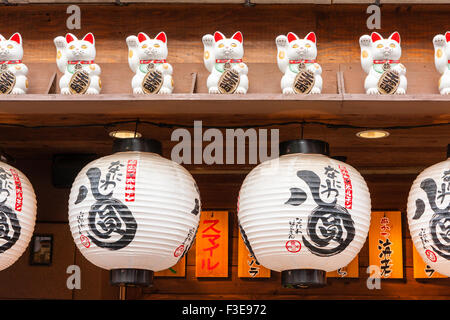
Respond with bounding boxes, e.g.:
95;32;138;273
126;32;173;94
359;32;407;95
275;32;322;94
0;33;28;95
53;33;101;95
202;31;248;94
433;32;450;95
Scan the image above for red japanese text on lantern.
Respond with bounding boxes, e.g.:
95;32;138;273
10;169;23;212
201;219;221;271
125;160;137;202
339;165;353;209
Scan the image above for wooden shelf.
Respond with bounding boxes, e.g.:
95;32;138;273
0;62;448;125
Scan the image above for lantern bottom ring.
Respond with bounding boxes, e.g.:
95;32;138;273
110;268;154;287
281;269;326;289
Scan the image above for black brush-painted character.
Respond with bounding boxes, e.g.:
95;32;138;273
0;186;21;254
180;183;201;258
191;182;201;216
75;167;137;251
238;222;261;265
285;170;355;257
180;226;198;260
413;178;450;260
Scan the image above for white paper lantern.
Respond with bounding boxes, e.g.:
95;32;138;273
68;138;200;285
0;161;36;271
238;140;371;287
407;154;450;277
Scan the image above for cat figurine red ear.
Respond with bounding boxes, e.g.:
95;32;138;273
53;32;101;94
202;31;248;94
0;32;28;94
276;32;322;94
359;31;407;94
433;31;450;95
126;31;173;94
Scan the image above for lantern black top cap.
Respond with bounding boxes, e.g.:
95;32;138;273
279;139;330;156
112;138;162;155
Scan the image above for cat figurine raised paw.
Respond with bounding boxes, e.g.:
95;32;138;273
126;32;173;94
359;32;407;95
0;33;28;95
276;32;322;94
433;32;450;95
54;33;101;95
202;31;248;94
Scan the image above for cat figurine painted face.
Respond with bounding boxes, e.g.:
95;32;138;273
53;33;101;95
126;32;173;94
202;31;248;94
359;32;407;95
276;32;322;94
0;33;28;94
433;32;450;95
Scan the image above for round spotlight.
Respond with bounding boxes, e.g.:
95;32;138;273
109;130;142;139
356;130;390;139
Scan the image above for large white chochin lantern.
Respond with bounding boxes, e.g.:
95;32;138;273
68;138;200;286
407;147;450;277
238;139;371;288
0;160;36;271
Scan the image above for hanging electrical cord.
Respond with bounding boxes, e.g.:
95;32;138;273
0;119;448;131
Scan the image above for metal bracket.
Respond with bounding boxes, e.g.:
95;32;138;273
244;0;255;8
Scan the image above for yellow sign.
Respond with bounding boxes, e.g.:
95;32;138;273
195;211;229;278
413;245;447;279
237;234;270;278
154;256;186;277
368;211;403;279
327;256;359;278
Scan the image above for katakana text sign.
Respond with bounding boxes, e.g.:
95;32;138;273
327;256;359;278
413;245;447;279
195;211;228;277
238;235;270;278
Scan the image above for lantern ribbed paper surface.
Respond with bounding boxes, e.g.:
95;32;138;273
238;140;371;287
0;161;37;271
407;158;450;277
68;150;200;273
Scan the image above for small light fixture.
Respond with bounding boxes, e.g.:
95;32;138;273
109;130;142;139
356;130;390;139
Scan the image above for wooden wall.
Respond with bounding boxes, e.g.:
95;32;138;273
1;4;449;65
0;3;448;300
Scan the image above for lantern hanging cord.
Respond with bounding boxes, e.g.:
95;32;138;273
0;120;448;131
134;119;140;138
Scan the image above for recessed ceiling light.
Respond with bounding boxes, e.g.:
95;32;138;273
109;130;142;139
356;130;390;139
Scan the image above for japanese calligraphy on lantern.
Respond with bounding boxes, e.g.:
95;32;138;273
238;234;270;278
327;256;359;278
413;245;447;279
155;256;186;278
195;211;228;277
369;211;403;278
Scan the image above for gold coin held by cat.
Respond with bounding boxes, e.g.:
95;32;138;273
218;69;240;94
142;70;163;94
0;67;16;95
69;69;91;95
378;70;400;94
293;69;315;94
